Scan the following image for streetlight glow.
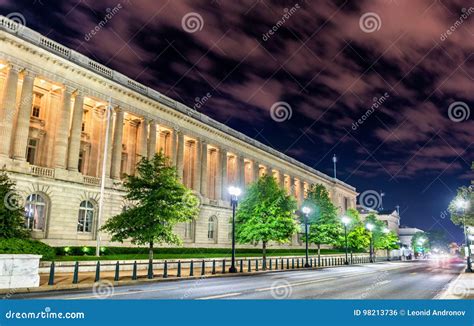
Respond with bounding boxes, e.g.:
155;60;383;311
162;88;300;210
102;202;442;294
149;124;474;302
228;186;242;197
382;227;389;234
455;198;469;210
302;206;311;215
366;223;374;231
341;216;350;225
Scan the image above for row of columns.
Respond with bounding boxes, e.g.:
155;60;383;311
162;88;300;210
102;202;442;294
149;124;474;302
0;63;310;205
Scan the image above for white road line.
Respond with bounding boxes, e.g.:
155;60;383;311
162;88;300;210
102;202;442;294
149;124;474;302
65;286;180;300
197;292;243;300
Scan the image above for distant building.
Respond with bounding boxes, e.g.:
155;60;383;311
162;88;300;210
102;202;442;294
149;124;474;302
356;206;400;234
398;227;424;249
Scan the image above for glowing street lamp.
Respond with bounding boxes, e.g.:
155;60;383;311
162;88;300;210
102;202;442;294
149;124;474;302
302;206;311;267
455;197;472;272
228;186;241;273
366;223;374;263
341;216;351;264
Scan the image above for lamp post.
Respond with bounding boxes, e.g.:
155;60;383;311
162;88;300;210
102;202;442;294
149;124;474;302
341;216;350;265
302;206;311;267
228;186;241;273
366;223;374;263
456;198;472;272
382;227;390;261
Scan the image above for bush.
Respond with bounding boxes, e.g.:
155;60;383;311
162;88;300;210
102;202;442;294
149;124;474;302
0;238;55;260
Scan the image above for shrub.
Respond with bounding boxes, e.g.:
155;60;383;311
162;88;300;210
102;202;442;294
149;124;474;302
0;238;55;260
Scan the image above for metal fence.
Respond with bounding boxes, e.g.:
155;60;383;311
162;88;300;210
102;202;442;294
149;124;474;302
46;255;399;286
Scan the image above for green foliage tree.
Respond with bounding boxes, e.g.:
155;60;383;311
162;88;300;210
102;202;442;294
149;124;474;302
0;170;28;239
411;231;430;254
342;208;370;254
235;174;298;267
427;230;449;251
303;184;342;263
448;186;474;227
364;214;389;251
101;152;199;261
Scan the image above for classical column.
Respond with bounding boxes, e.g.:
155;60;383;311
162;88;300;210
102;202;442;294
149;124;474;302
220;148;228;201
53;85;74;167
215;148;222;200
12;70;36;160
193;138;202;192
288;175;295;197
67;91;84;171
253;161;260;182
238;155;245;189
279;171;285;188
176;130;184;180
147;120;156;159
138;118;148;159
301;180;306;202
171;128;178;166
110;108;124;179
0;64;20;156
199;140;208;196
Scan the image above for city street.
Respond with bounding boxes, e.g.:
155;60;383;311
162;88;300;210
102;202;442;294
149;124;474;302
11;260;463;300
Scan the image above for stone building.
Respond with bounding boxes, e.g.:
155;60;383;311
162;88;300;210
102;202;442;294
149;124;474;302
357;206;400;234
0;16;357;248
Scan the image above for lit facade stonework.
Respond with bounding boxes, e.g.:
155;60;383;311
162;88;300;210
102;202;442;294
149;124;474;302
0;17;357;248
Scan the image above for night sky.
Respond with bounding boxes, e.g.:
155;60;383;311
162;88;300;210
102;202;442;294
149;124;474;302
1;0;472;242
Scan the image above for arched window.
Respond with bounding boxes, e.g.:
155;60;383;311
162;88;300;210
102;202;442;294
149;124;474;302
78;200;95;233
24;193;47;231
208;216;217;240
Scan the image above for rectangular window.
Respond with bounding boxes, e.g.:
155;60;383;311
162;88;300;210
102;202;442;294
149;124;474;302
120;153;128;177
78;150;84;173
26;138;38;165
31;92;42;118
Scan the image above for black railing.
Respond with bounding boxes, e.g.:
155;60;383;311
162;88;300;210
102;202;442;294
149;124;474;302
45;255;400;286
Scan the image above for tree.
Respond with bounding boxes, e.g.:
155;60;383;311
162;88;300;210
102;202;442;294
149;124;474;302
427;230;449;251
448;186;474;227
341;208;370;254
304;184;341;264
365;214;388;251
101;152;199;261
0;170;28;239
411;231;429;255
235;174;298;267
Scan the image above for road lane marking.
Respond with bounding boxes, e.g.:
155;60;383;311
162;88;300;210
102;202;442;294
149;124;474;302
197;292;243;300
64;286;180;300
255;277;338;292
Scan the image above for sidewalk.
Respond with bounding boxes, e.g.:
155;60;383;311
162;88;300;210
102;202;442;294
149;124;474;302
437;271;474;299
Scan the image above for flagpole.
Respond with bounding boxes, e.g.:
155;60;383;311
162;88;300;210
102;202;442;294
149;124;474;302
96;98;112;257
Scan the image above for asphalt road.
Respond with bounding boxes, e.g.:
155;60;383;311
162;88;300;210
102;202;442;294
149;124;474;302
11;260;463;300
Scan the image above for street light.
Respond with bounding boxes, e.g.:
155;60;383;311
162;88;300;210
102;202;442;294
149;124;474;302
455;198;472;273
228;186;241;273
382;227;390;261
341;216;350;264
302;206;311;268
366;223;374;263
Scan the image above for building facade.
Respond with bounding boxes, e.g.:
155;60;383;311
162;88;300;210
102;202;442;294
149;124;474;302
0;16;357;248
357;206;400;234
